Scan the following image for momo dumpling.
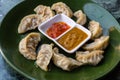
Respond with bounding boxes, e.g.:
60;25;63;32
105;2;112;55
83;36;109;51
74;10;87;25
36;44;53;71
88;20;103;40
52;47;83;71
51;2;73;17
34;5;55;22
76;50;104;65
19;32;40;60
18;14;40;33
34;5;47;16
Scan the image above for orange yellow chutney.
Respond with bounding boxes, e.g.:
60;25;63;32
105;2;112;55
57;27;88;50
46;22;70;38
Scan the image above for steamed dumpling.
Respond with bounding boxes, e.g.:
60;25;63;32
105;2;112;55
34;5;55;22
88;20;103;40
51;2;73;17
34;5;47;16
36;44;53;71
74;10;87;25
18;14;40;34
19;32;41;60
52;47;83;71
83;36;109;51
76;50;104;65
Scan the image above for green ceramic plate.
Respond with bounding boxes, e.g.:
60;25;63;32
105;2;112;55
0;0;120;80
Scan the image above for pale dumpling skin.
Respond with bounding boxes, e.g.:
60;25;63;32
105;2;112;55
76;50;104;65
18;14;40;34
34;5;55;22
36;44;53;71
83;36;109;51
51;2;73;17
19;32;41;60
52;48;83;71
34;5;47;16
74;10;87;25
88;20;103;40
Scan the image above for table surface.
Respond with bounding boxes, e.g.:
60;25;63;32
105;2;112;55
0;0;120;80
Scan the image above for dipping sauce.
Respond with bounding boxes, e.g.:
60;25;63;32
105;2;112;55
57;27;88;50
46;22;70;38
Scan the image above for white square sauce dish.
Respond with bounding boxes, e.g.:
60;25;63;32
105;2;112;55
38;14;91;53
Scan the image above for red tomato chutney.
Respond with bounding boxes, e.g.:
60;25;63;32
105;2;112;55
46;22;70;38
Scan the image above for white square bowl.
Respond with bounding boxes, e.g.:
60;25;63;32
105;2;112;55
38;14;91;53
